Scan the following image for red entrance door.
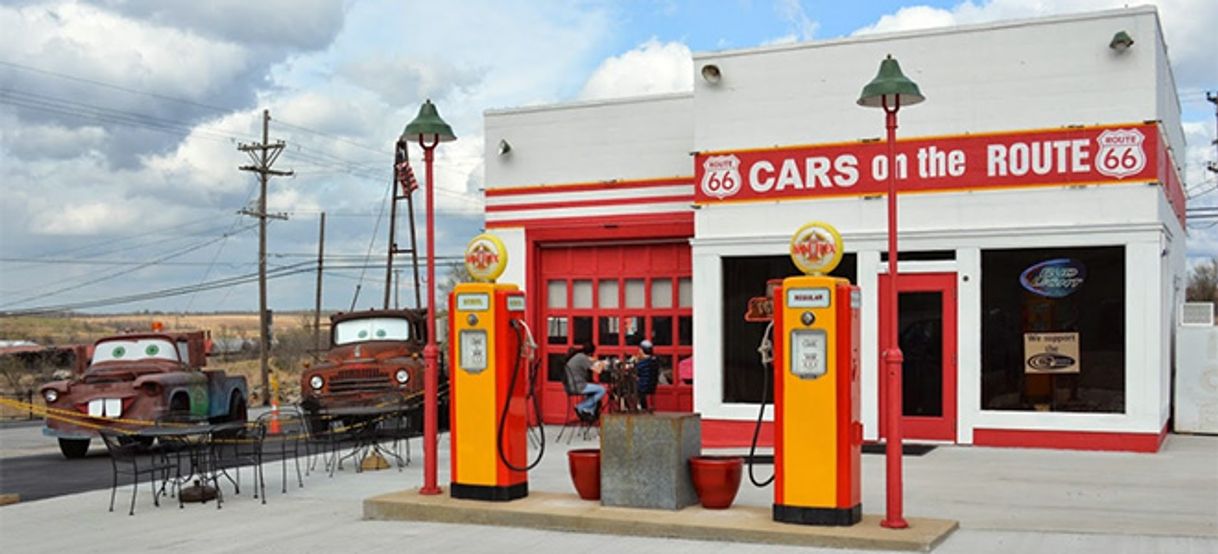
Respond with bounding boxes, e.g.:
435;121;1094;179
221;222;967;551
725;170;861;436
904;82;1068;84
879;272;957;441
537;242;693;423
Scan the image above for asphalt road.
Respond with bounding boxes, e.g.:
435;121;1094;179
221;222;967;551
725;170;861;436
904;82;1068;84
0;417;309;503
0;449;116;502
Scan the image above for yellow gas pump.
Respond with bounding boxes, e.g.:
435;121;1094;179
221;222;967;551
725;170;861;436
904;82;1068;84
771;222;862;525
448;233;543;501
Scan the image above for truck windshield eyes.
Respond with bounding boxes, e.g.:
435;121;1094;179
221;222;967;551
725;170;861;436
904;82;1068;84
335;318;411;345
94;340;179;362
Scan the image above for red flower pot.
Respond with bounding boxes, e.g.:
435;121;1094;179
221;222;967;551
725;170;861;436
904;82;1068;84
567;448;601;501
688;455;743;509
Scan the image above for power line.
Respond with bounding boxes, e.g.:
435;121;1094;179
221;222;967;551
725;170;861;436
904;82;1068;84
0;60;236;115
0;224;258;309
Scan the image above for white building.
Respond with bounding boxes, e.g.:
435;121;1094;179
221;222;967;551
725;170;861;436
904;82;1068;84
481;6;1187;452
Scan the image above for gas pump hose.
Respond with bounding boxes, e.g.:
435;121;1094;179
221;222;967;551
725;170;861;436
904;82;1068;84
496;320;546;472
748;321;776;488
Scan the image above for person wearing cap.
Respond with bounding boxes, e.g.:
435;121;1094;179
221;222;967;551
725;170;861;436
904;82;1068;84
564;342;606;421
633;340;660;411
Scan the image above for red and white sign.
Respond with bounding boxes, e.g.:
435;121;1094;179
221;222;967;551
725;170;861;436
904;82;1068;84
694;124;1178;217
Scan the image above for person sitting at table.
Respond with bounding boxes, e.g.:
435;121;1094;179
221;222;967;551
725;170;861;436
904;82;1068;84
633;340;660;411
564;342;606;422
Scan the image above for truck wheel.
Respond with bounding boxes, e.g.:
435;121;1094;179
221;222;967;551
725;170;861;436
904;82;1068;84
58;438;90;459
228;393;248;423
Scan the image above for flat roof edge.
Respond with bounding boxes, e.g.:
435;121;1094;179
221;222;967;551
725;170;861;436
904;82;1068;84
693;5;1159;60
484;91;693;117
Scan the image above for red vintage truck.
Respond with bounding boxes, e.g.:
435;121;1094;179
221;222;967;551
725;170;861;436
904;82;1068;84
299;309;442;431
38;331;248;458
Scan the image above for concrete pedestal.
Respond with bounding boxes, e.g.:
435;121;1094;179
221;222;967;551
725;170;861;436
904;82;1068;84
600;412;700;510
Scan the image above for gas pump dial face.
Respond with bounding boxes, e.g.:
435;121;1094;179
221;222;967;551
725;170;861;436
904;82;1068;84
459;330;488;374
790;329;828;380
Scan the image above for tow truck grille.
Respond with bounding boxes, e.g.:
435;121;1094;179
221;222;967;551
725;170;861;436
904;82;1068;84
329;368;391;393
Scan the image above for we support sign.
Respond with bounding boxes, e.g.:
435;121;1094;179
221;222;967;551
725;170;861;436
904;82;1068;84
694;123;1184;224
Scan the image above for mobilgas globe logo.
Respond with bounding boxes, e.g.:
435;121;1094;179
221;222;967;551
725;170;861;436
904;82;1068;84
789;221;844;276
1095;128;1146;179
464;233;508;283
700;154;742;199
1020;258;1086;298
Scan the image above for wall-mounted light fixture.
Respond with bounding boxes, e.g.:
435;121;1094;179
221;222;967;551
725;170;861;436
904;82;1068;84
700;64;722;85
497;138;511;156
1109;30;1134;51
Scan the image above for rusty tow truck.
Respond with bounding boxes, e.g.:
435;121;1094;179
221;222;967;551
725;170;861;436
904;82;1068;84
38;331;248;458
299;309;448;433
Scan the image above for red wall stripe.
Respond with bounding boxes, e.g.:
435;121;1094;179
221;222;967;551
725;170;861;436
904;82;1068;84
486;177;693;197
487;194;692;213
972;424;1168;453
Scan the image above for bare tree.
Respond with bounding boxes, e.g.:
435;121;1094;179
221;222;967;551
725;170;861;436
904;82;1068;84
1187;257;1218;305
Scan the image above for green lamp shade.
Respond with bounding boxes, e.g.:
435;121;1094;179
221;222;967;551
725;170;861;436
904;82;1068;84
1109;31;1134;50
402;99;456;143
857;54;925;108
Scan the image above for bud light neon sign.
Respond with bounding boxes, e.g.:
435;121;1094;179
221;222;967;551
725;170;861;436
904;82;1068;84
1020;259;1086;298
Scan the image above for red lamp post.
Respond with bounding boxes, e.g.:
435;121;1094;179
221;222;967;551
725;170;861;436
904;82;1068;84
401;99;456;495
857;54;924;529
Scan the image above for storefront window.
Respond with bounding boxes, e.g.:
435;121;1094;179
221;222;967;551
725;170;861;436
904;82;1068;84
980;246;1125;413
721;254;856;403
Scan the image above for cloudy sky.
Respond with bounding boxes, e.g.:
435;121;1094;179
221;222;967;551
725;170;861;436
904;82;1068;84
0;0;1214;315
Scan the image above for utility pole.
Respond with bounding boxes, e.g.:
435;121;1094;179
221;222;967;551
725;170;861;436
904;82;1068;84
313;212;326;361
393;269;402;309
238;109;292;406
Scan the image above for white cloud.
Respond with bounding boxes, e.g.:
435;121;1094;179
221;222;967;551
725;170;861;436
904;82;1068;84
340;57;484;107
851;1;1218;89
775;0;820;41
579;39;693;101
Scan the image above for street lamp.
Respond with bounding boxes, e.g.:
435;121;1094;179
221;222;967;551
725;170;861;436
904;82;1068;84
402;99;456;496
857;54;924;530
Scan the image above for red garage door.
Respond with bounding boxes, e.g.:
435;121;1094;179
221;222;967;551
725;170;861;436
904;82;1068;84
538;241;693;422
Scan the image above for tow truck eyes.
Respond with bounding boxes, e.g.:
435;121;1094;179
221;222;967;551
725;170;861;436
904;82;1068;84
358;330;369;339
376;329;387;338
145;344;160;356
112;346;127;358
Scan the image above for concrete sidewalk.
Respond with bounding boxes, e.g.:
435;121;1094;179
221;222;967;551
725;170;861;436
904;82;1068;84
1;429;1215;553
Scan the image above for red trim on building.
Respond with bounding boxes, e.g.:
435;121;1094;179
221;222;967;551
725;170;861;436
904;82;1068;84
486;194;692;213
703;419;775;449
972;424;1168;453
1156;128;1187;227
485;177;693;197
489;212;693;235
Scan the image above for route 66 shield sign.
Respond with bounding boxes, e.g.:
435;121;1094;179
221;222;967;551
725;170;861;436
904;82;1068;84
700;154;742;199
1095;128;1146;179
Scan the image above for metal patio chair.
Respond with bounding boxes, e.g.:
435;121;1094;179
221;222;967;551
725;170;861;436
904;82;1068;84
258;408;307;493
99;429;177;516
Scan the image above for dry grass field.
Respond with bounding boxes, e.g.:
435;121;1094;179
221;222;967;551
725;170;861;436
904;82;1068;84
0;312;317;345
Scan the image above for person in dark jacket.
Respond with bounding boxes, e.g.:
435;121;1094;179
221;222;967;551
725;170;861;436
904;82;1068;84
633;340;660;411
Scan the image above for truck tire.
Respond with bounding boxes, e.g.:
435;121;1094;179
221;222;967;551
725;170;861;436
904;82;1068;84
58;438;90;459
